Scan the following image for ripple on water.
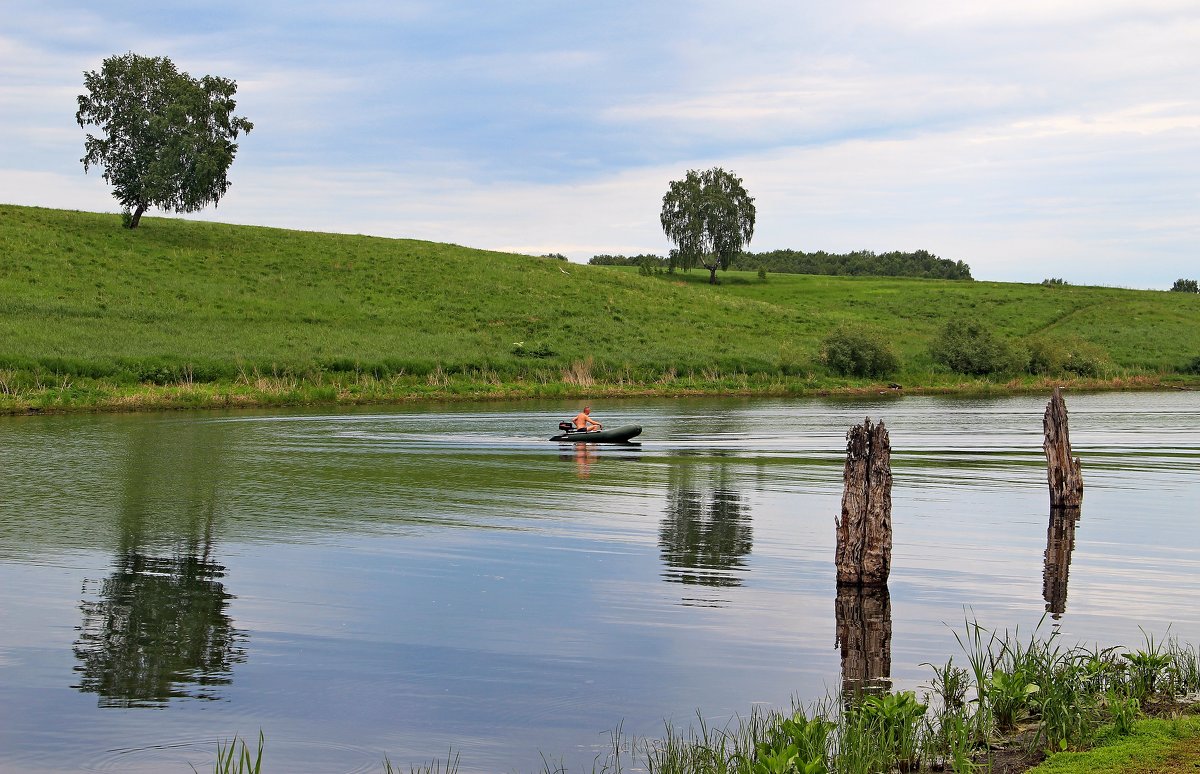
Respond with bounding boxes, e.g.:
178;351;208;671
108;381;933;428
85;736;388;774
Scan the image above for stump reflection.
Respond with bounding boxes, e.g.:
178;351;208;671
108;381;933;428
1044;507;1082;619
835;584;892;699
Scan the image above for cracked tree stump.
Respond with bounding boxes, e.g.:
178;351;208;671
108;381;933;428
1043;388;1083;509
835;417;892;586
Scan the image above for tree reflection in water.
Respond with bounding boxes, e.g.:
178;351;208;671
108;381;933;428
74;552;242;707
1044;507;1082;619
659;458;753;603
72;420;245;707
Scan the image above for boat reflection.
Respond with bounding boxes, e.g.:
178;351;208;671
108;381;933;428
557;442;641;478
835;584;892;699
1044;507;1082;619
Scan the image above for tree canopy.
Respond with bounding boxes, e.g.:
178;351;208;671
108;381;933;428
76;52;253;228
660;167;756;284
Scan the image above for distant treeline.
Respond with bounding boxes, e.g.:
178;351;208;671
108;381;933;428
590;249;973;280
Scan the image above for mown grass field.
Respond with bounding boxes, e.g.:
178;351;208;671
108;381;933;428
1;204;1197;411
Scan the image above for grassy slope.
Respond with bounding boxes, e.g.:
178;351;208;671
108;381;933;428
0;205;795;376
1;204;1198;410
627;268;1200;369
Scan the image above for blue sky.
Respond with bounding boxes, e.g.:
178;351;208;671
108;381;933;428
2;1;1197;287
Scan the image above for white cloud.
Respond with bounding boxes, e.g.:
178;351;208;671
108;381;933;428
2;0;1198;289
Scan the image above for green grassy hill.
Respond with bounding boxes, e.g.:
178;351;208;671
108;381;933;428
1;204;1197;411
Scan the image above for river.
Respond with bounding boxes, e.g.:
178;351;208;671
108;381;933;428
0;391;1197;772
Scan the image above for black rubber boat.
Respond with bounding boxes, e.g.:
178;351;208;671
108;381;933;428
549;424;642;443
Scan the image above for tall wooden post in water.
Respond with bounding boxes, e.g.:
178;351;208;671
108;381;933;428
1043;388;1083;509
836;418;892;586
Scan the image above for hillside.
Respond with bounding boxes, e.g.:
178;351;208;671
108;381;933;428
1;204;1197;410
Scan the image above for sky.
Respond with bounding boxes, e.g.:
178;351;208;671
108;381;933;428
1;0;1197;287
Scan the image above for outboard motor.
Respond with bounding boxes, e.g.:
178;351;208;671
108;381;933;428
558;421;575;432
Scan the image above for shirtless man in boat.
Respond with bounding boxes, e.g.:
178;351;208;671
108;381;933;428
572;406;602;432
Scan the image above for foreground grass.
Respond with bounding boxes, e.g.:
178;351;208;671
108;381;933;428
194;622;1200;773
1029;716;1200;773
2;204;1198;414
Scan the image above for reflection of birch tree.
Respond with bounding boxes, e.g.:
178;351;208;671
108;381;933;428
73;420;245;707
74;553;241;706
658;459;752;589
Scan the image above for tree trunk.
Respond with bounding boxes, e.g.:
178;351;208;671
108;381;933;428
835;418;892;586
127;203;147;229
1043;388;1083;508
708;265;718;284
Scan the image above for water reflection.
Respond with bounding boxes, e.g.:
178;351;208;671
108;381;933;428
835;584;892;698
72;420;246;707
572;443;596;478
658;458;752;603
1044;507;1082;619
74;553;242;707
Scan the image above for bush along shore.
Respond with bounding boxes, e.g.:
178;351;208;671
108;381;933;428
196;621;1200;774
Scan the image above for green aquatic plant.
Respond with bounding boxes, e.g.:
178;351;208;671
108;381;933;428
923;656;970;710
1123;630;1174;702
192;732;264;774
742;710;832;774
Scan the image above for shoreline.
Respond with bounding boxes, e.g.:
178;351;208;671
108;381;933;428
1;372;1194;417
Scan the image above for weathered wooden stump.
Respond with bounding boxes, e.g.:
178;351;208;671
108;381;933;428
1043;388;1083;508
836;417;892;586
1043;507;1081;619
835;584;892;699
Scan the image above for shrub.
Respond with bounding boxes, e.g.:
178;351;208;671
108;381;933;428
930;319;1024;376
1170;278;1198;293
1183;356;1200;375
1026;335;1113;377
819;324;899;378
1042;277;1068;286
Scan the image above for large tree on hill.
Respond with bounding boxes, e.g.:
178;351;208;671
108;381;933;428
76;52;253;229
660;167;756;284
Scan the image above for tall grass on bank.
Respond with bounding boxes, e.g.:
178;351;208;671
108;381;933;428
191;622;1200;773
2;204;1199;412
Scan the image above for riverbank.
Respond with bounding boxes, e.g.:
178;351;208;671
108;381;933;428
1;370;1195;416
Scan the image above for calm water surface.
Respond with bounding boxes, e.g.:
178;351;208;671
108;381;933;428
1;392;1198;773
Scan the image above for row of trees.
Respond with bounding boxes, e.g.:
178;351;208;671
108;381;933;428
734;249;972;279
594;166;973;282
588;249;973;281
1172;279;1199;293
